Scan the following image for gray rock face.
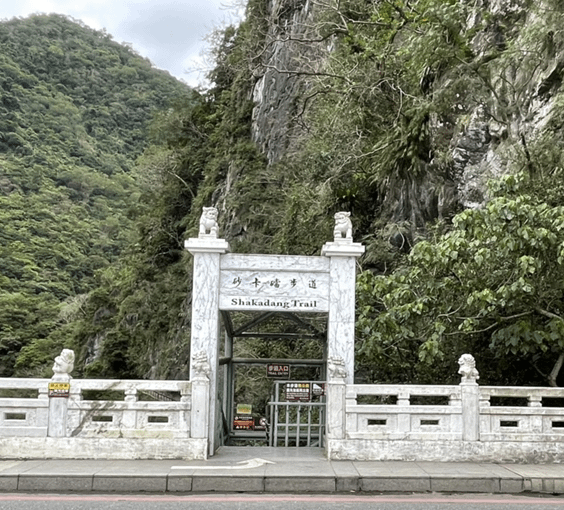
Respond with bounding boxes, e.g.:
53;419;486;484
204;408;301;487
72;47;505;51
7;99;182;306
452;120;495;210
250;0;563;223
251;0;320;164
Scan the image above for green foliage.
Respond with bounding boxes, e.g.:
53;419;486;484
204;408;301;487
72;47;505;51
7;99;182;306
71;0;564;383
6;1;564;388
264;0;564;247
69;90;219;378
0;14;190;376
69;1;290;378
285;0;479;228
357;174;564;385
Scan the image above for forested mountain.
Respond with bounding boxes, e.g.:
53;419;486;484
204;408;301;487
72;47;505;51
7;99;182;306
70;0;564;387
4;1;564;388
0;14;190;376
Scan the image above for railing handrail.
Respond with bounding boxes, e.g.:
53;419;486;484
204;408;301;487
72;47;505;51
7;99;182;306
347;384;460;394
267;400;325;406
480;385;564;394
0;377;191;395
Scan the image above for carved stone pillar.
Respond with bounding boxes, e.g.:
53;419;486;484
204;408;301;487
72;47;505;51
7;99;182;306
190;351;211;446
326;356;347;439
322;214;364;384
185;208;229;455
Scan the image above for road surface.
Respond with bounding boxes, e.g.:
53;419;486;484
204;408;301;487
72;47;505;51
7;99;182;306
0;493;563;510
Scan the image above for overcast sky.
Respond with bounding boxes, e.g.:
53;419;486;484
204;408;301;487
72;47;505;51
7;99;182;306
1;0;244;87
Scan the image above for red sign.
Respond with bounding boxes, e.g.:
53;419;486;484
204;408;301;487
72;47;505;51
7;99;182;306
267;364;290;379
233;416;254;430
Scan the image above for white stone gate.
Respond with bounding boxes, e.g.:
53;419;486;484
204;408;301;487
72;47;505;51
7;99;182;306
185;209;364;454
3;203;564;463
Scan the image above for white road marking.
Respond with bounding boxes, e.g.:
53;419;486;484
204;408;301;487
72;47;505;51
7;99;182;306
171;458;275;470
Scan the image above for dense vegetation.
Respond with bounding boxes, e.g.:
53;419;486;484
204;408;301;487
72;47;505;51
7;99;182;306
0;14;189;376
3;1;564;388
357;174;564;386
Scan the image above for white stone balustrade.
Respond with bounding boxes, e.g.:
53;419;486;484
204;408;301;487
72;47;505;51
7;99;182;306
326;362;564;462
0;378;49;437
479;386;564;442
67;379;192;439
339;384;564;446
0;378;193;438
0;377;209;460
3;360;564;462
343;384;463;441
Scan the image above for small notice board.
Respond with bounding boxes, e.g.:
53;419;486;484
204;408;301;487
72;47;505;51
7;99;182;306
234;403;254;430
48;382;70;398
285;382;311;402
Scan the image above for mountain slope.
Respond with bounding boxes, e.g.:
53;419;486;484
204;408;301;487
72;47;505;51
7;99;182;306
0;13;190;376
7;1;564;386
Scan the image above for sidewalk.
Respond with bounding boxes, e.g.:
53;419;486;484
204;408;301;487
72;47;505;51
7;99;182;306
1;447;564;494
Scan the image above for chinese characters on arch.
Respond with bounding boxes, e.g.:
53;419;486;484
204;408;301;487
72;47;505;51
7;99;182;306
219;269;330;312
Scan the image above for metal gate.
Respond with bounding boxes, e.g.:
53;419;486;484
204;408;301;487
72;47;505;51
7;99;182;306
268;381;326;447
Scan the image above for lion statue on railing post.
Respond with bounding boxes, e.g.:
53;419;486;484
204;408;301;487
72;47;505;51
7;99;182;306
458;353;479;383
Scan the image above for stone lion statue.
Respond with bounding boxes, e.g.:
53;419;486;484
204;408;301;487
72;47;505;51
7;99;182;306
458;353;479;382
199;207;219;237
52;349;75;379
333;211;352;241
327;356;347;380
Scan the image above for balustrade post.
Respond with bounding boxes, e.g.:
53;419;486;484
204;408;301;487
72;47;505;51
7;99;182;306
397;390;411;433
458;354;480;441
528;393;543;434
47;393;69;437
122;385;137;429
47;349;75;438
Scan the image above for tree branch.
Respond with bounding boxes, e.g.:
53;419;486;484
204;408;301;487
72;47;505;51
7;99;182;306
548;352;564;387
535;307;563;321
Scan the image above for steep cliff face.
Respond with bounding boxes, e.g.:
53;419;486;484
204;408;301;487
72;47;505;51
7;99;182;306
451;0;564;209
251;0;319;164
65;0;564;381
249;0;564;230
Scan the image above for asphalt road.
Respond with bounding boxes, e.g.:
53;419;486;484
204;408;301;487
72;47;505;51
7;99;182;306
0;494;563;510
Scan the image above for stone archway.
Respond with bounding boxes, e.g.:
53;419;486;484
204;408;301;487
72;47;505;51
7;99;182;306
185;209;364;455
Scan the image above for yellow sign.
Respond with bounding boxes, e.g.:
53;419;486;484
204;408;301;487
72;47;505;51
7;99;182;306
48;382;70;397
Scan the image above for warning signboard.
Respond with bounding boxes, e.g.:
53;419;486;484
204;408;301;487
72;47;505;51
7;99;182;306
233;416;254;430
285;382;311;402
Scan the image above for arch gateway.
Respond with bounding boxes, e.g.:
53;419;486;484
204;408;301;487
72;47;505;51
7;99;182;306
185;209;364;455
2;209;563;463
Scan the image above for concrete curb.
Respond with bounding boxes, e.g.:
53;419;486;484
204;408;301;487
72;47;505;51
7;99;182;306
2;472;564;494
1;448;564;495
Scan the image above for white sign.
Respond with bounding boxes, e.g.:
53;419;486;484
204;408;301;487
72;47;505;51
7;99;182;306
219;270;329;312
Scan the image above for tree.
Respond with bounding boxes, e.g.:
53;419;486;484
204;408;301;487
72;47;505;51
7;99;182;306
357;174;564;386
